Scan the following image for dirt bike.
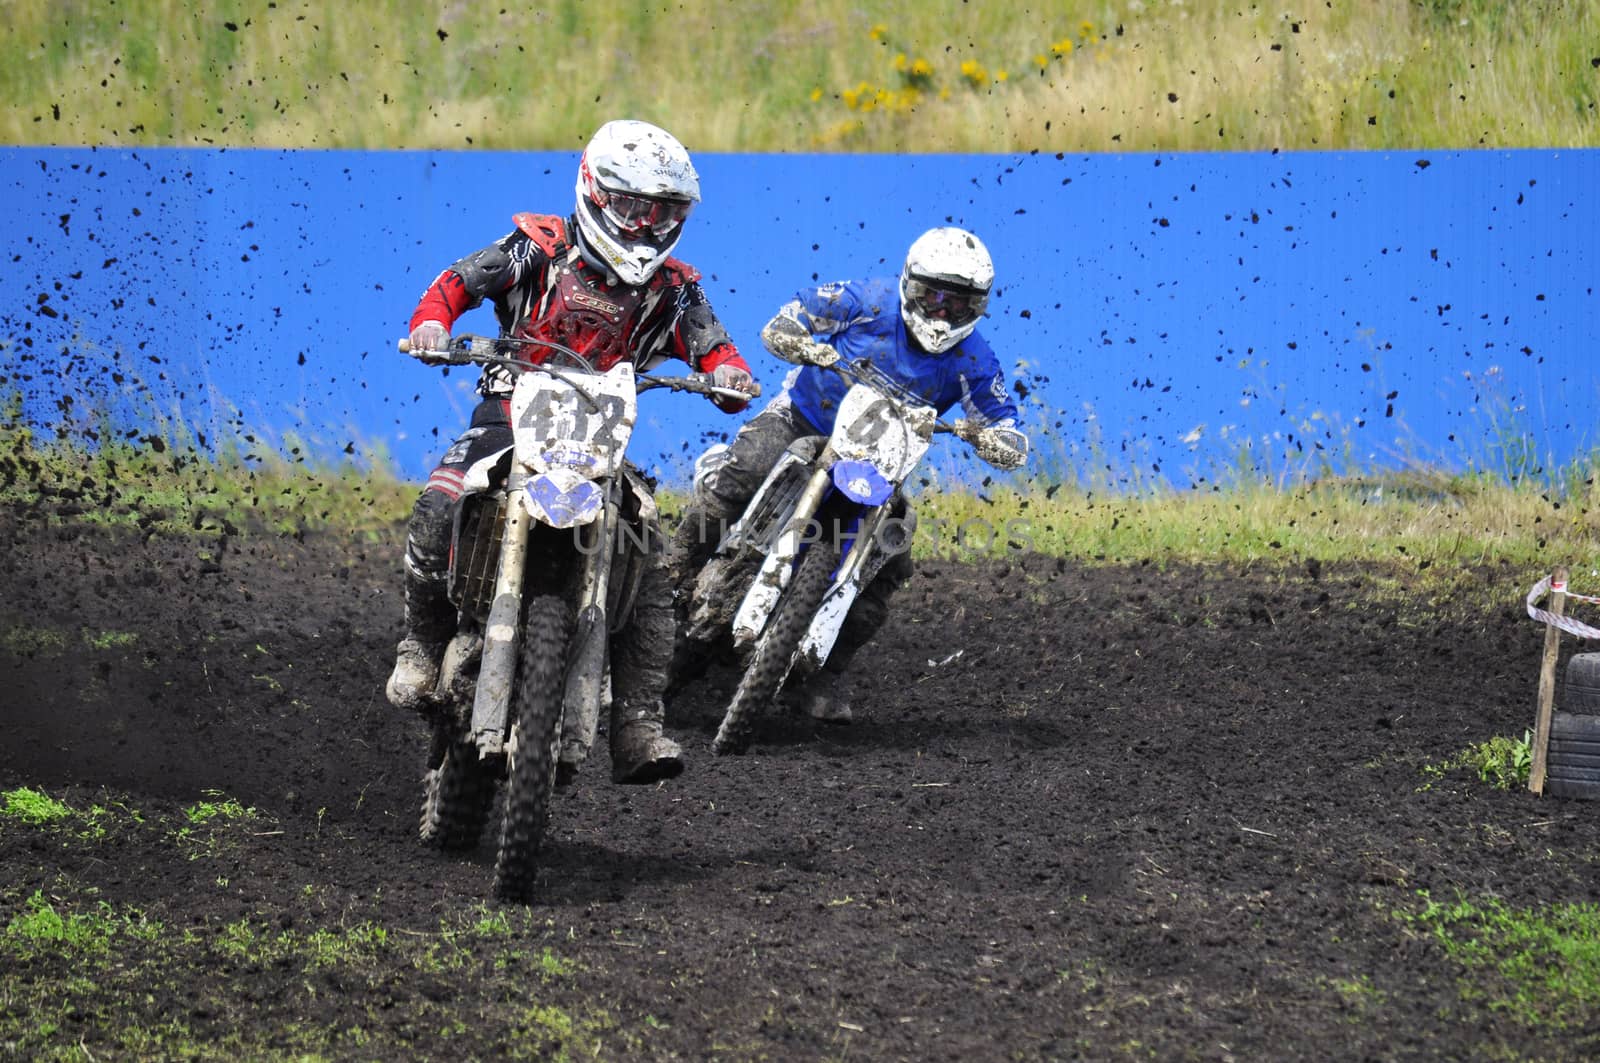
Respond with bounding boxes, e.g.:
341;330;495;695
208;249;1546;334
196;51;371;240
397;332;753;901
675;352;980;756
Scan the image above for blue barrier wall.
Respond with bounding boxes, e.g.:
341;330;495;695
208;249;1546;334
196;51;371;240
4;147;1596;488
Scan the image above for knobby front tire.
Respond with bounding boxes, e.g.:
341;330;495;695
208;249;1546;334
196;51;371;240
492;594;573;902
712;540;839;756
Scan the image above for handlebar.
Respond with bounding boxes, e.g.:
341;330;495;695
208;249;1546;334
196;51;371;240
638;373;760;402
823;356;960;437
398;333;759;403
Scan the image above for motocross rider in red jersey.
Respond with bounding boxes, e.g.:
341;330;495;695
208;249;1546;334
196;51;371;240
389;120;756;784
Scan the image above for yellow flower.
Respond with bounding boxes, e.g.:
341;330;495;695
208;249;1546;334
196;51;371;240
1034;53;1049;69
1079;20;1095;41
995;69;1008;83
1051;37;1074;57
869;23;887;41
894;88;921;112
809;86;823;102
959;58;988;86
900;56;933;89
893;52;907;71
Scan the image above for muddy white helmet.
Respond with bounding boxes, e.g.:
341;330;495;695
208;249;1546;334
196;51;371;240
573;120;700;285
899;227;994;353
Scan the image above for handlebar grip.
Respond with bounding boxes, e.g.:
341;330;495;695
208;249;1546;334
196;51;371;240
397;339;412;353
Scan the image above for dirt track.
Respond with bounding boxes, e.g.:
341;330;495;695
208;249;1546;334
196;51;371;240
3;509;1597;1061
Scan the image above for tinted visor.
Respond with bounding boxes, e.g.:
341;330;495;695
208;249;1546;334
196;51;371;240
594;187;692;238
904;277;986;326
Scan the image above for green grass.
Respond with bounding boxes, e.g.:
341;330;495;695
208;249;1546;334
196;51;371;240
927;470;1600;568
173;790;263;859
1420;731;1534;791
1;384;416;540
1401;890;1600;1030
13;353;1598;577
1;787;136;841
0;789;613;1057
2;788;73;828
2;890;161;957
0;874;609;1061
3;0;1595;152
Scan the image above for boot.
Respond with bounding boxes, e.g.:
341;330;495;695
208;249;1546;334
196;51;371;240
789;668;853;725
386;636;444;713
387;561;454;714
609;702;684;784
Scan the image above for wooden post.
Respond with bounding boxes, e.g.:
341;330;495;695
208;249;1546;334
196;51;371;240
1529;565;1569;795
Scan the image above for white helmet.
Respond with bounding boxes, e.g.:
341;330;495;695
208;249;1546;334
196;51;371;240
899;227;994;353
573;120;701;285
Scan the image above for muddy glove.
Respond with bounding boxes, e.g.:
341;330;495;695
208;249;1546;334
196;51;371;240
761;306;839;367
408;320;451;366
955;420;1028;471
798;339;839;368
711;362;757;397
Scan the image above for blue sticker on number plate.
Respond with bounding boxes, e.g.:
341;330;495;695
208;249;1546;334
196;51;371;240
831;459;893;506
526;475;603;527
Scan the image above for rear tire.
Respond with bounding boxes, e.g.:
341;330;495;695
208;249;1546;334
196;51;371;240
419;725;497;852
492;594;572;903
712;540;839;755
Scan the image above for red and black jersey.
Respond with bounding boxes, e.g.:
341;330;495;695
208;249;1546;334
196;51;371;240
410;213;750;410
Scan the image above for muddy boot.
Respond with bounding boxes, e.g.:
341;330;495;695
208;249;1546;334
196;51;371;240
387;560;454;714
791;669;853;725
609;704;685;785
386;636;444;713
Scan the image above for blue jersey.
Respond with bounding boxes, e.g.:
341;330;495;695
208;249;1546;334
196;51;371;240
782;278;1019;433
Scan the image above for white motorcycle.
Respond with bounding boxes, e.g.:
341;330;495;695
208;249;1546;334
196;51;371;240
397;333;752;901
677;353;987;755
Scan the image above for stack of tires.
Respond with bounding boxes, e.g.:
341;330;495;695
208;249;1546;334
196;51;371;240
1547;652;1600;798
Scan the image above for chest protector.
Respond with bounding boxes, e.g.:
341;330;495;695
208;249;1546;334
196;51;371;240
507;213;654;371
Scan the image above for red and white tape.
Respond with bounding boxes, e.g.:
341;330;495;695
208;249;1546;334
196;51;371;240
1526;574;1600;640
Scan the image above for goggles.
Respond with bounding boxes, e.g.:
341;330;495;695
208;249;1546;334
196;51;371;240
904;277;987;326
592;187;693;238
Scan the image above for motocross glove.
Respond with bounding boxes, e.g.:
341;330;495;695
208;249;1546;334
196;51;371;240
954;420;1029;471
711;362;757;396
800;339;840;368
408;320;452;366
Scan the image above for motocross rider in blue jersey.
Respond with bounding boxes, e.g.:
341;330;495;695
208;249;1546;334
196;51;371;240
667;226;1028;723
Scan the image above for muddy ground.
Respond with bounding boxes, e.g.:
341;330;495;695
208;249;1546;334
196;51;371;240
2;506;1598;1061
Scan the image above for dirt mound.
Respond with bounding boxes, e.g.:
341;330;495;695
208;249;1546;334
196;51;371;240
2;509;1594;1060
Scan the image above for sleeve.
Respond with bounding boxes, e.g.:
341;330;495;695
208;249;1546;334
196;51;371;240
957;346;1023;428
790;280;870;339
408;230;536;332
671;279;750;413
759;300;819;363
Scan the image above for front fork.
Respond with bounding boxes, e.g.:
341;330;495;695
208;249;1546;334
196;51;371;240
470;469;535;757
795;502;889;670
559;483;620;769
730;448;837;647
469;470;620;762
